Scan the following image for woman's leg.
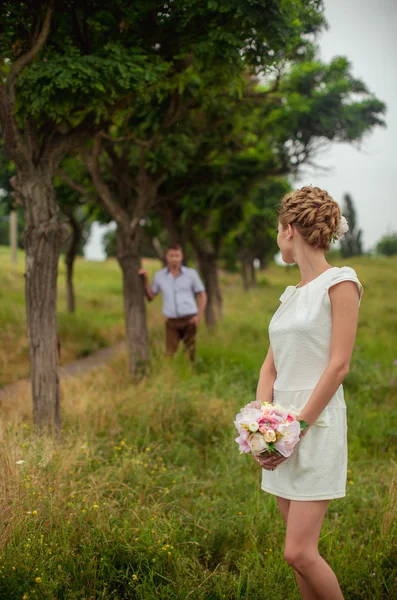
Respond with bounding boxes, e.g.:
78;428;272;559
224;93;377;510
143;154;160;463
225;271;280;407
276;496;318;600
283;500;344;600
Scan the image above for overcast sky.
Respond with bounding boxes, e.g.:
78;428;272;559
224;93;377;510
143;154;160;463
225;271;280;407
85;0;397;260
293;0;397;251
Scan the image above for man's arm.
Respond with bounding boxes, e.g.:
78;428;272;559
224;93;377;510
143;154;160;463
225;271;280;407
138;269;158;302
189;270;207;325
196;290;207;322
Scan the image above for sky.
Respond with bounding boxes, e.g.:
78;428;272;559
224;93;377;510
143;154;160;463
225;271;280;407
292;0;397;252
85;0;396;259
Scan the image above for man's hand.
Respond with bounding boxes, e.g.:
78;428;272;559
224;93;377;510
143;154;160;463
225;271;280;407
189;314;200;327
138;268;148;279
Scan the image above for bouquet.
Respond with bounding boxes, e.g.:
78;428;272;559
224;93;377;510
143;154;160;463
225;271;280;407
234;400;309;457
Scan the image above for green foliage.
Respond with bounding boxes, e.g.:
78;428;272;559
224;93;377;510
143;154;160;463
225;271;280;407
224;178;292;267
376;233;397;257
17;44;169;124
103;228;117;259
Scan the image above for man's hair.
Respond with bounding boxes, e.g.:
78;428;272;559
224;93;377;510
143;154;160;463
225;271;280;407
166;243;183;253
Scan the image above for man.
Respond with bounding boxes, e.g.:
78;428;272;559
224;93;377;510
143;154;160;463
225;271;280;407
138;244;207;361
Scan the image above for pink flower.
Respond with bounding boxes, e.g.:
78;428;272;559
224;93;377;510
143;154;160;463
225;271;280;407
245;400;262;410
274;420;301;457
393;359;397;366
286;414;294;422
235;433;251;453
234;407;263;434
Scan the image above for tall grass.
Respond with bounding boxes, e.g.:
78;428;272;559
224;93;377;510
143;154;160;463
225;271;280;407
0;251;396;598
0;247;162;387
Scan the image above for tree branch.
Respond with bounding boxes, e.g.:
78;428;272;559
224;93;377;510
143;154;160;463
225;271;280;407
57;169;96;202
0;83;31;169
157;184;189;204
83;136;129;225
99;131;152;147
7;2;54;105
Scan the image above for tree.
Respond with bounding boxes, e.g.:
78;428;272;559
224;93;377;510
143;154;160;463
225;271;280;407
339;193;363;257
55;180;96;313
376;233;397;257
0;1;168;428
60;0;326;364
159;53;385;320
226;179;291;289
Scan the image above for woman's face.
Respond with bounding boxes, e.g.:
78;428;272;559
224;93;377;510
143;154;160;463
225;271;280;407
277;221;294;264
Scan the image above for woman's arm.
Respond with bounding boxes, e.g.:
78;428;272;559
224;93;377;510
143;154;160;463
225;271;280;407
298;280;361;426
256;343;277;403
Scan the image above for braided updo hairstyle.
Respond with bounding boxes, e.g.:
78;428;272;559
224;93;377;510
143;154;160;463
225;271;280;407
277;186;341;251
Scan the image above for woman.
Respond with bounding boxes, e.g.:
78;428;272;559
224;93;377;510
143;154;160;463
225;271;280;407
255;186;363;600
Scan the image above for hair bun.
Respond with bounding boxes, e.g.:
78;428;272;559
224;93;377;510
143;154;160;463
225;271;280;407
278;186;341;251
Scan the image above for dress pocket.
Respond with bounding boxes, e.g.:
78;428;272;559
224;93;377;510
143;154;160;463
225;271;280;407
288;404;330;428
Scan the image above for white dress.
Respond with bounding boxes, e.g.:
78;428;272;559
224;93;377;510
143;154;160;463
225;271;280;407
261;266;364;501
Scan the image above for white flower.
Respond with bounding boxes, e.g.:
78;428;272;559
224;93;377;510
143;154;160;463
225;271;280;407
248;432;268;454
332;215;349;243
16;459;25;465
248;421;259;432
338;215;349;235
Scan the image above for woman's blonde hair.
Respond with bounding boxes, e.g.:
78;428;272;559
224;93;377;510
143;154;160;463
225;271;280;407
277;186;341;251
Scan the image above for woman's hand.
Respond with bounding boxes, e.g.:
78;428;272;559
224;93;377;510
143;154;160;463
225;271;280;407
253;450;290;471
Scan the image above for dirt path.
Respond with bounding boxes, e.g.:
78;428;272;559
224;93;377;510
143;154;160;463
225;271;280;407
0;341;126;401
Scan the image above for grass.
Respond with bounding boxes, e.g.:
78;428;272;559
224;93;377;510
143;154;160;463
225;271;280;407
0;248;396;599
0;246;163;387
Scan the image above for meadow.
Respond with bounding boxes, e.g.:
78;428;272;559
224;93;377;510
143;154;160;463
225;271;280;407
0;247;396;599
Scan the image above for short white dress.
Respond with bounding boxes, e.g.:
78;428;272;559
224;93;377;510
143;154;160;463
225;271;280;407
261;266;364;501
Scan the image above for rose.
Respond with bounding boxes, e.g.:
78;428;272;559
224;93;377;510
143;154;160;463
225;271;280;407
248;421;259;432
248;432;268;454
258;425;270;434
264;429;276;443
258;414;283;426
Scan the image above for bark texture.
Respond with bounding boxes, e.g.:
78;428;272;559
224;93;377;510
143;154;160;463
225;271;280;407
22;172;68;430
195;249;222;327
116;225;150;376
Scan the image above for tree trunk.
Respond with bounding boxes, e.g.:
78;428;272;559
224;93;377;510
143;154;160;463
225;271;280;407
259;256;268;271
22;174;68;432
250;259;257;287
196;250;222;327
116;225;150;377
240;257;250;291
65;214;81;314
